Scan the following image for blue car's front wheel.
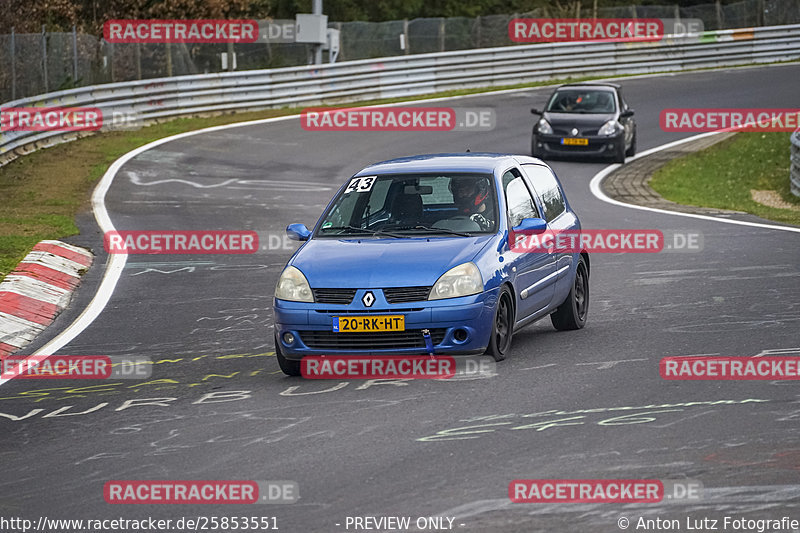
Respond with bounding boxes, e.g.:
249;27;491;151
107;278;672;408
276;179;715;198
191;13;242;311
486;286;515;361
275;334;302;376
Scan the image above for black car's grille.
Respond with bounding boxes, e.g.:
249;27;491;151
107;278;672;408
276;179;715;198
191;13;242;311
313;288;356;304
299;329;447;350
552;127;600;136
383;286;431;304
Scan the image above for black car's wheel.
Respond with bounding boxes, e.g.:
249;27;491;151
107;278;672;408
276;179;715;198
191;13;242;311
275;335;302;376
551;256;589;331
486;286;514;361
612;141;626;164
626;129;637;157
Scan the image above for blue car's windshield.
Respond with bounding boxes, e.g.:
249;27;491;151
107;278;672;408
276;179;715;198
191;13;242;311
316;173;498;237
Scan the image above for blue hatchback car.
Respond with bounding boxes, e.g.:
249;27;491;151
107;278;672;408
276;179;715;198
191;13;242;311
273;153;589;376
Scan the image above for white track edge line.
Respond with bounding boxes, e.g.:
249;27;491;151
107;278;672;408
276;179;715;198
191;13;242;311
589;132;800;234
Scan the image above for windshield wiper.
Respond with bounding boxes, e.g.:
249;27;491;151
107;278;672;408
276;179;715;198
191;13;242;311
321;225;406;238
407;225;473;237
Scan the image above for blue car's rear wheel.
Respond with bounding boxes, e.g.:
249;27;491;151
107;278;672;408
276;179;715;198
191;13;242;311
275;334;302;376
551;256;589;331
486;287;514;361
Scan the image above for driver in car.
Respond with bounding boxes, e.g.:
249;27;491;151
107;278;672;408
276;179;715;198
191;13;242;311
450;177;494;231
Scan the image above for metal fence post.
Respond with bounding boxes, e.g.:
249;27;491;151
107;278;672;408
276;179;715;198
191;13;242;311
403;19;409;55
10;27;16;100
166;42;173;76
72;25;78;83
41;25;49;92
135;42;142;79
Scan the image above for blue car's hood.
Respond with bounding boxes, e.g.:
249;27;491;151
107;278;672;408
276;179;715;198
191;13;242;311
290;236;494;287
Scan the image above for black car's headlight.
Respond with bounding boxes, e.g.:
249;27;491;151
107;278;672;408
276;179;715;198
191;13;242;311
537;118;553;135
598;119;622;136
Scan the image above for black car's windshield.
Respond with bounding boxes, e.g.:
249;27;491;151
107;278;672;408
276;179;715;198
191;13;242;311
546;89;617;114
317;173;498;237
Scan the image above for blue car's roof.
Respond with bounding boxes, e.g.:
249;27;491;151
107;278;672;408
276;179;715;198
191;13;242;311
354;153;545;176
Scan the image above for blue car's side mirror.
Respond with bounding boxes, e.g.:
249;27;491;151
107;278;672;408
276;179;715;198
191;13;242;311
512;218;547;234
286;223;311;241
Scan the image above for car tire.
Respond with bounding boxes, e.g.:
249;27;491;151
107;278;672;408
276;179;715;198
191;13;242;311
626;129;637;157
612;142;626;164
275;335;302;376
551;256;589;331
485;286;514;361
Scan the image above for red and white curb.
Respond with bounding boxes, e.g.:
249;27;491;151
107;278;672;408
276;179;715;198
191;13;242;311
0;240;93;357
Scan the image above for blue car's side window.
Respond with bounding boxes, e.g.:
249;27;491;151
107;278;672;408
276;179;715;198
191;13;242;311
521;165;566;222
502;169;539;228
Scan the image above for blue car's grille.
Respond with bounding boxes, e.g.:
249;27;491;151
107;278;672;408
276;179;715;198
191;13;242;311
383;286;431;304
299;329;447;350
313;288;356;304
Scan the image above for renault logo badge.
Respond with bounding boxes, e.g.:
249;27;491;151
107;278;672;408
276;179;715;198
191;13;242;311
362;291;375;307
571;127;579;136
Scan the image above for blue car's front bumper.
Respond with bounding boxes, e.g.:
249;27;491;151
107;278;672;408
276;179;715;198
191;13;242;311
274;288;499;360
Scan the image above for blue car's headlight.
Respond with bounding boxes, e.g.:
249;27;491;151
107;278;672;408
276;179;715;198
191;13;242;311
429;262;483;300
598;119;621;136
275;266;314;302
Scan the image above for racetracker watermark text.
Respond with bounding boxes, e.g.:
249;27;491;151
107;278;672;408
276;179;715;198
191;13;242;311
103;19;259;43
660;108;800;132
301;355;496;379
0;355;151;380
104;231;258;254
1;107;142;132
509;480;663;503
104;480;298;504
660;357;800;380
511;230;702;253
509;18;703;42
301;107;495;131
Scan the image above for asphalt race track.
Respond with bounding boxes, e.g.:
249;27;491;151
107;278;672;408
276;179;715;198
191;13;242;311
2;64;800;532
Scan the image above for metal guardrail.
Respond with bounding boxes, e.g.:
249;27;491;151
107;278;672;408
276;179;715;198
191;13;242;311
791;128;800;197
1;23;800;167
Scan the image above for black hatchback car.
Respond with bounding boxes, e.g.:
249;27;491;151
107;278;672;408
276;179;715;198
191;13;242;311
531;82;636;163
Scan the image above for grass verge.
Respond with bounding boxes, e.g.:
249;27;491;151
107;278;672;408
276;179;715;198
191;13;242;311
650;131;800;226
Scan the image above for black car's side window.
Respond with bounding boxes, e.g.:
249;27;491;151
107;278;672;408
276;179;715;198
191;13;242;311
521;164;566;222
618;90;628;111
502;169;539;228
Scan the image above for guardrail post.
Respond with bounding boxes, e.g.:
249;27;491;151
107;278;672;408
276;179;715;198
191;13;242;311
791;129;800;197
